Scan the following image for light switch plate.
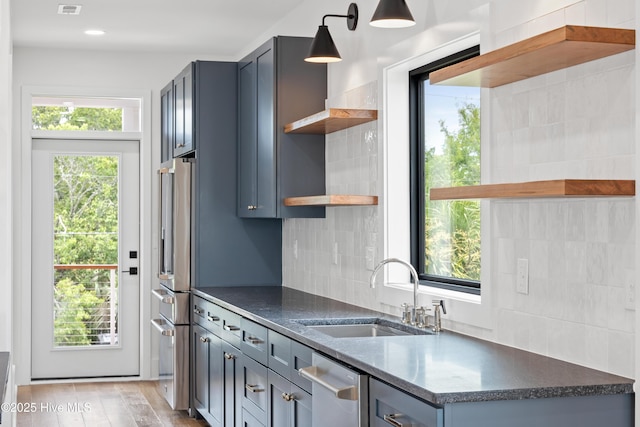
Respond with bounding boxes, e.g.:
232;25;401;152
516;258;529;295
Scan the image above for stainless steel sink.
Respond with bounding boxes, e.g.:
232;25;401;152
297;318;432;338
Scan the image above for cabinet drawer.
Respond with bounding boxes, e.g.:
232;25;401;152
370;378;443;427
242;319;268;365
192;296;208;327
192;296;223;334
290;340;313;393
267;330;291;379
240;356;268;424
221;308;242;348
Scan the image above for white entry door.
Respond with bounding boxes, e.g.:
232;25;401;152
31;139;140;379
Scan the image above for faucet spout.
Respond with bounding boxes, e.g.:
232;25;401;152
370;258;420;324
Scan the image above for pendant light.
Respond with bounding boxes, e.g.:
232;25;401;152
370;0;415;28
305;3;359;63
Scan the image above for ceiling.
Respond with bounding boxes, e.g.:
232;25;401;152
11;0;305;57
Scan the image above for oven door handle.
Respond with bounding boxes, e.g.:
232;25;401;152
151;288;175;304
151;319;175;337
298;366;358;400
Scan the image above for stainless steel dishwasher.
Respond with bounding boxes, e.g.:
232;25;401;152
299;353;368;427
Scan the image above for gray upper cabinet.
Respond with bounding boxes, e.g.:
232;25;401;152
173;63;194;157
160;81;174;162
238;36;327;218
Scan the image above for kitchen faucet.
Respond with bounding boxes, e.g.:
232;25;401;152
370;258;420;325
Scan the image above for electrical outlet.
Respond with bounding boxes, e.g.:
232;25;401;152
332;242;339;265
293;240;298;260
365;247;375;271
516;258;529;295
625;280;635;310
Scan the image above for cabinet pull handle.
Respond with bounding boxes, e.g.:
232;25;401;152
383;413;407;427
246;336;263;345
281;392;295;402
151;288;174;304
207;315;220;322
245;384;264;393
199;336;209;343
248;205;257;210
223;324;240;332
298;366;358;400
224;352;236;360
193;307;204;315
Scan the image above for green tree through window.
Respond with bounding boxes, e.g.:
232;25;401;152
411;46;481;293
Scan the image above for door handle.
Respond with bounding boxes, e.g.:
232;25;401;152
151;288;174;304
150;319;174;337
298;366;358;400
122;267;138;275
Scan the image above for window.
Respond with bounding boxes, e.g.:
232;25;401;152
32;96;141;132
410;46;481;294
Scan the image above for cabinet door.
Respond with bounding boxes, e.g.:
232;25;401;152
223;341;241;427
290;340;312;393
267;371;312;427
238;57;257;217
208;334;224;427
290;384;312;427
174;63;194;157
160;81;174;162
370;378;443;427
192;324;209;419
267;371;291;427
237;39;276;218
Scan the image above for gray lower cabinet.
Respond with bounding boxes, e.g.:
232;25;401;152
192;296;241;427
193;296;314;427
370;378;443;427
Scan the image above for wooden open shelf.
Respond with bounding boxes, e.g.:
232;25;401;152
430;179;635;200
430;26;635;88
283;195;378;207
284;109;378;134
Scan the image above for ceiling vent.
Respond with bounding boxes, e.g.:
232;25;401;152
57;4;82;15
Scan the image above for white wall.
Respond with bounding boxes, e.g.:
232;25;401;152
0;0;12;353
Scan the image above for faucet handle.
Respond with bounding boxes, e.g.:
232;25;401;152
400;303;412;324
432;299;446;315
415;306;430;328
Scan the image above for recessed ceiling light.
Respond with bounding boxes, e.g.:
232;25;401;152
84;29;106;36
58;4;82;15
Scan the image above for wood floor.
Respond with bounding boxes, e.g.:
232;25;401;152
16;381;208;426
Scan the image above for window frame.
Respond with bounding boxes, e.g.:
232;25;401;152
409;45;481;295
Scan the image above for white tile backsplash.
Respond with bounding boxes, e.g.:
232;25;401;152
284;1;636;379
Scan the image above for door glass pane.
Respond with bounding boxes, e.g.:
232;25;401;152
53;154;120;348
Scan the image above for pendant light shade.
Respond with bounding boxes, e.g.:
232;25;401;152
370;0;415;28
305;25;342;63
305;3;359;64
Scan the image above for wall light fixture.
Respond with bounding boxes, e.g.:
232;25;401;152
370;0;415;28
305;3;359;63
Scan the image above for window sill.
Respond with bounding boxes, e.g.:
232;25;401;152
384;282;481;305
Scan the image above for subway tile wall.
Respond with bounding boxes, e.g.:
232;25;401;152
283;81;379;310
284;2;636;378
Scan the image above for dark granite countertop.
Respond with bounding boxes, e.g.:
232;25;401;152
192;286;634;405
0;352;9;424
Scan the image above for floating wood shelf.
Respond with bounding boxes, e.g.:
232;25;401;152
283;195;378;207
430;179;635;200
284;109;378;134
430;26;635;88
